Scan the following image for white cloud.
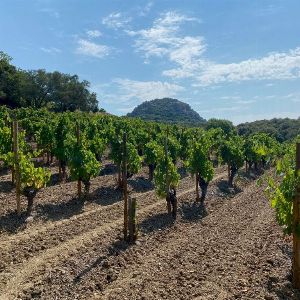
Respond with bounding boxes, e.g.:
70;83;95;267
127;11;205;65
86;30;102;38
112;78;184;103
102;12;132;30
193;48;300;86
40;47;61;54
96;79;184;107
139;2;153;16
128;12;300;86
76;39;110;58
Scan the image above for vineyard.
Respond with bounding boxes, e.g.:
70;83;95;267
0;107;299;299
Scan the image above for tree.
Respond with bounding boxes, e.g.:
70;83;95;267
206;118;235;137
0;52;99;111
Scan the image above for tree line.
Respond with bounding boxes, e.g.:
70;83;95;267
0;52;99;112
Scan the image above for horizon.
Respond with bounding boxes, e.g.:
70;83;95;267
1;0;300;125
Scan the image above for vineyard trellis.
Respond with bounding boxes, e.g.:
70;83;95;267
1;106;299;287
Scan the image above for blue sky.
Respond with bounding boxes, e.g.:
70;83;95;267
1;0;300;124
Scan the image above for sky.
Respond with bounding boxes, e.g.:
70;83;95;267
0;0;300;124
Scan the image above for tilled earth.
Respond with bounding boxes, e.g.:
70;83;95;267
0;163;299;300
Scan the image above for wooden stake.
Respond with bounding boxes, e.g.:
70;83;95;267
164;136;171;214
11;121;15;184
76;123;82;198
123;132;128;240
128;197;137;243
227;164;231;182
293;143;300;288
195;173;200;202
13;120;21;215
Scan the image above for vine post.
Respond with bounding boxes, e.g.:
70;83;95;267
164;136;171;214
76;123;82;198
11;121;15;184
195;173;200;202
13;120;21;215
293;142;300;288
128;197;137;243
122;132;128;240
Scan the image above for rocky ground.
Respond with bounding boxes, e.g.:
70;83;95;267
0;162;298;300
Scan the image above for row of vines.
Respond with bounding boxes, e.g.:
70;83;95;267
1;106;300;284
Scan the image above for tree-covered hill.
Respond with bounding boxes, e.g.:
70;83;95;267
237;117;300;142
127;98;206;125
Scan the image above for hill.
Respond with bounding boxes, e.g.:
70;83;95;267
237;117;300;142
127;98;206;125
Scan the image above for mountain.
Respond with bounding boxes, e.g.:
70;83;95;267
127;98;206;125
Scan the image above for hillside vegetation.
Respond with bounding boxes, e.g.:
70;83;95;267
127;98;206;125
237;118;300;142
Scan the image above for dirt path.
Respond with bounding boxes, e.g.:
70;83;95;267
0;167;298;299
0;171;227;299
99;180;299;300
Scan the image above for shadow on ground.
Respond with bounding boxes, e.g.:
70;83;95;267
35;196;85;222
0;180;14;193
216;180;242;196
89;186;123;206
0;210;28;234
99;163;117;176
128;176;154;193
139;212;176;234
180;200;207;222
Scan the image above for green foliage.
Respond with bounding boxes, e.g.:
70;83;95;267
144;140;163;166
220;135;244;169
186;137;214;183
0;126;11;155
206;118;235;137
127;98;206;126
110;133;142;175
237;118;300;142
36;121;56;154
157;133;181;163
68;139;100;183
154;155;180;198
266;142;299;235
53;115;74;165
88;133;106;161
0;51;99;111
19;153;51;190
244;133;278;168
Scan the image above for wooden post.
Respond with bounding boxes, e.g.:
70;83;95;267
123;132;128;240
164;136;171;214
13;120;21;215
76;124;82;198
228;164;231;182
128;197;137;243
195;173;200;202
293;143;300;288
11;121;15;184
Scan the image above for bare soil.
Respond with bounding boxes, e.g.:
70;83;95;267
0;163;298;300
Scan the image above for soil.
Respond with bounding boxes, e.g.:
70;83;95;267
0;162;299;300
